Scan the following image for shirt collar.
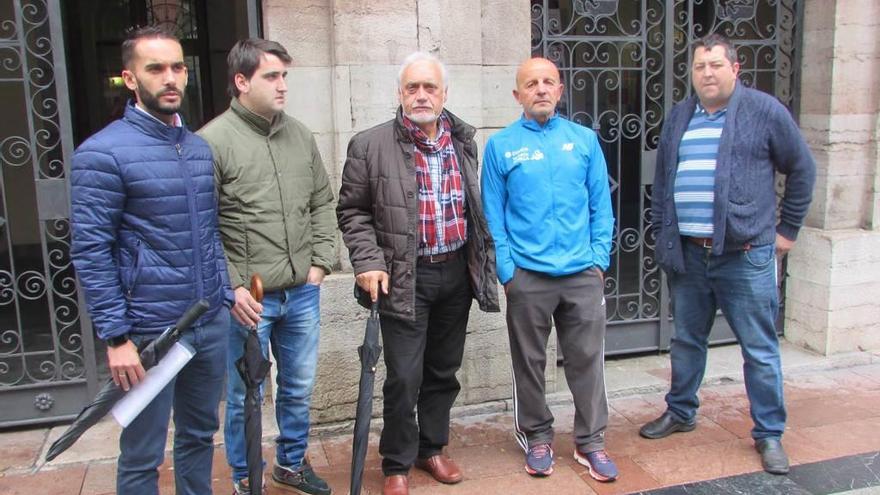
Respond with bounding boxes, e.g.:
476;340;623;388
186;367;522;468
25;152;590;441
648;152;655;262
520;112;560;131
695;102;727;121
134;103;182;127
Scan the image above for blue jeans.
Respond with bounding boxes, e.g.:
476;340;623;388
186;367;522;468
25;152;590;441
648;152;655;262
117;309;230;495
224;284;321;482
665;241;786;439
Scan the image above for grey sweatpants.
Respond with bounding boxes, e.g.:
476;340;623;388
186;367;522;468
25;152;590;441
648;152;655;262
505;267;609;453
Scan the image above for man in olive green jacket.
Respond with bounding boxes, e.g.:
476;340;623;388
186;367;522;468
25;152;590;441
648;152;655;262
198;39;334;495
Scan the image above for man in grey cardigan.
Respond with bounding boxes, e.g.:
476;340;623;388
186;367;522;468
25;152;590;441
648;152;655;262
641;34;815;475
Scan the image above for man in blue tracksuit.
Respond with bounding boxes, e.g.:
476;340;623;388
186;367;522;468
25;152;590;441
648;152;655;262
70;26;233;495
481;57;618;482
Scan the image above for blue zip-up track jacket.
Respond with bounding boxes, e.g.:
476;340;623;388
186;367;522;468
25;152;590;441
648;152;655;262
481;115;614;284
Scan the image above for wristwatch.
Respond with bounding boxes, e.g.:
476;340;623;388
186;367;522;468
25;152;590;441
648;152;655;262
106;334;130;348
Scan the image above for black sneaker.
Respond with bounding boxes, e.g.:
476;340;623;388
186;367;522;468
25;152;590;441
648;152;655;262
272;462;332;495
232;477;266;495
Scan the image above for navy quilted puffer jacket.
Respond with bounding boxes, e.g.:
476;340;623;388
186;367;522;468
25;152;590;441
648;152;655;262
71;102;234;340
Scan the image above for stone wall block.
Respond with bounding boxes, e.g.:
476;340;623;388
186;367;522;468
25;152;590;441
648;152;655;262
480;0;531;65
798;115;830;151
333;65;353;134
828;234;880;287
798;34;833;115
311;274;383;423
827;114;878;153
785;228;832;285
334;129;357;176
825;304;880;331
828;324;880;354
804;171;827;230
784;299;830;354
473;128;490;165
784;278;831;312
481;65;521;128
334;128;361;274
333;0;418;65
347;65;400;131
827;281;880;312
263;0;332;66
445;65;484;128
802;0;837;32
460;326;513;404
311;273;515;422
286;67;334;133
312;132;336;192
822;175;870;230
337;242;353;273
872;115;880;231
416;0;482;64
829;230;880;265
828;2;880;116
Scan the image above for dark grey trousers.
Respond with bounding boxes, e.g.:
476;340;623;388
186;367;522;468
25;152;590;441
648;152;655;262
505;267;608;453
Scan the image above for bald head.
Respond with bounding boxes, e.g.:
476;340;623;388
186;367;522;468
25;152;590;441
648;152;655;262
516;57;560;87
513;57;563;124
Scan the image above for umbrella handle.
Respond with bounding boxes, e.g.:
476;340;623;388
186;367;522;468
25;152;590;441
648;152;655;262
370;300;379;319
173;299;210;335
250;274;264;303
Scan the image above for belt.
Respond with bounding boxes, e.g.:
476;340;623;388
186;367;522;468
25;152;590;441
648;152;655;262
418;249;461;264
685;237;751;251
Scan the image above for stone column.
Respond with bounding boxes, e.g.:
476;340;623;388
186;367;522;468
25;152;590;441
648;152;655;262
784;0;880;354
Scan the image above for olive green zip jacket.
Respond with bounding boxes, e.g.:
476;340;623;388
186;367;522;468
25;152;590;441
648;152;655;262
198;99;336;291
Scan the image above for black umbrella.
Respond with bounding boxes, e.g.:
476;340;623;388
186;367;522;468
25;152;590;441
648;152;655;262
236;274;271;495
350;301;382;495
45;299;210;462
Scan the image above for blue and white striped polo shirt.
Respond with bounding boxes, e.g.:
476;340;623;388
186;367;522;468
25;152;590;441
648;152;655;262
673;104;726;237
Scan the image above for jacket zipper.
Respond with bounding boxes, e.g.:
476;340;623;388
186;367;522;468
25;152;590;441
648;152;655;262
126;239;144;300
177;142;205;302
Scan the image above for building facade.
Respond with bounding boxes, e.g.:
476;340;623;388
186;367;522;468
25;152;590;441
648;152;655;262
0;0;877;427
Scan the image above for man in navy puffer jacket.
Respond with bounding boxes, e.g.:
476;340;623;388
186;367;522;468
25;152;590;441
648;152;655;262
70;26;233;495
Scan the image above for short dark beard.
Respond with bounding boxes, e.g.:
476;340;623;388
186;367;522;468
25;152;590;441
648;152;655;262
137;85;182;116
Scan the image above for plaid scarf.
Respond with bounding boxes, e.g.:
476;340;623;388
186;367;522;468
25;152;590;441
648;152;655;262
403;114;467;253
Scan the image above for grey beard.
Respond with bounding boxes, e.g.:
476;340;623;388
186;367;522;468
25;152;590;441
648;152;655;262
404;111;440;125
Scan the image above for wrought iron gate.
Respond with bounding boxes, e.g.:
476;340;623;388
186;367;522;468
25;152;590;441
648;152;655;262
0;0;97;427
531;0;802;354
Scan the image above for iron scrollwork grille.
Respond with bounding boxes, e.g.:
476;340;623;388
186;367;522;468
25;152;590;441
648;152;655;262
531;0;800;331
0;0;90;404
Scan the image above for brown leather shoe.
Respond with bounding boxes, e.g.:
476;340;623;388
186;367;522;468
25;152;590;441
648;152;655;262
383;474;409;495
414;454;463;484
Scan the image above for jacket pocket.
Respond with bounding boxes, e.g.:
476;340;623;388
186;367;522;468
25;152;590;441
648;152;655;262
124;239;145;300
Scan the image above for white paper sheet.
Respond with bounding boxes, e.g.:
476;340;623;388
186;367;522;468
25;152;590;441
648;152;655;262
111;340;196;427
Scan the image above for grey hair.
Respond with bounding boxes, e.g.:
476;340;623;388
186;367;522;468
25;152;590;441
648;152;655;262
397;51;448;89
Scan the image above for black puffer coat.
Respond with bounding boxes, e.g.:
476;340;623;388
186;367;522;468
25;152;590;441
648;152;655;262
337;109;500;320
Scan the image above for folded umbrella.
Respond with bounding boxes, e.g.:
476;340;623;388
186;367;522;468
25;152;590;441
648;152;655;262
349;301;382;495
237;274;271;495
45;299;210;462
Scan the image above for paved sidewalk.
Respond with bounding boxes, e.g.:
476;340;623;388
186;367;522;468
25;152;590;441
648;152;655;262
1;342;879;494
